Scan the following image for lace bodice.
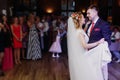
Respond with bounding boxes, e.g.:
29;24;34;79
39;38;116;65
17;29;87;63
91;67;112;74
76;29;89;43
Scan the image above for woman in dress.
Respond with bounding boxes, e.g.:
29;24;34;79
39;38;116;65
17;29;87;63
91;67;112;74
11;16;22;64
19;16;29;59
0;20;6;76
27;13;42;60
67;12;111;80
1;14;13;71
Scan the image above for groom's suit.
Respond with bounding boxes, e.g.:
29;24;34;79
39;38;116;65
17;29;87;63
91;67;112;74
86;18;111;80
86;18;111;45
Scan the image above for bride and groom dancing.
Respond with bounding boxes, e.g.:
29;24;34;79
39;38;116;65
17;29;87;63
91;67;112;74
67;5;112;80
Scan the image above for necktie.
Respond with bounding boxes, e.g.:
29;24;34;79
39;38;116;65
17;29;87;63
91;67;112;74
90;22;94;35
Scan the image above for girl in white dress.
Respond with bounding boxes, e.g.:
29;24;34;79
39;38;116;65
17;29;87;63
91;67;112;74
49;28;62;58
67;12;111;80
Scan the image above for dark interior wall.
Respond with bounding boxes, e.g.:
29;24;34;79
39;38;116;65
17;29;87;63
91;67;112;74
98;0;108;20
112;0;120;25
37;0;61;15
75;0;90;11
0;0;119;25
75;0;109;20
0;0;7;14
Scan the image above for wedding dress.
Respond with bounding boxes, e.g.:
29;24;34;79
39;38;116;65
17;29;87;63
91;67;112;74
67;17;111;80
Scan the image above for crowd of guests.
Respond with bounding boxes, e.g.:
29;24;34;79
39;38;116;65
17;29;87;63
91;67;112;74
0;13;68;76
109;25;120;63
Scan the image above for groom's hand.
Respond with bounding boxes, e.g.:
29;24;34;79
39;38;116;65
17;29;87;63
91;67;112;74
99;38;105;44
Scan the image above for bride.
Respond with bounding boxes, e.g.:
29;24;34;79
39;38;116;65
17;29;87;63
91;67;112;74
67;12;111;80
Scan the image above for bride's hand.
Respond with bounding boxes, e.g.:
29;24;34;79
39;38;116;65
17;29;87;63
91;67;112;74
98;38;105;44
86;21;91;25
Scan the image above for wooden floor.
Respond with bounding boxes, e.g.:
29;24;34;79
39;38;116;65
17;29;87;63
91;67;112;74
0;53;120;80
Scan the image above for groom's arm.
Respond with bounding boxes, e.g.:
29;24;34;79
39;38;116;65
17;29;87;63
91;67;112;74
101;22;112;46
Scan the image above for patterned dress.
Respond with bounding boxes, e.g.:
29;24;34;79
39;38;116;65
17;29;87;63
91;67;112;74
27;24;42;60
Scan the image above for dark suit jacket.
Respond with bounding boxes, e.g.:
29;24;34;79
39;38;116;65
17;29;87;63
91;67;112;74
86;18;112;45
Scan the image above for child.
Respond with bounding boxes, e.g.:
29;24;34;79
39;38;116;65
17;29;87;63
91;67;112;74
49;28;62;58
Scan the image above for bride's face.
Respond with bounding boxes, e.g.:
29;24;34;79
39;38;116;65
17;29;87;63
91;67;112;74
80;15;85;25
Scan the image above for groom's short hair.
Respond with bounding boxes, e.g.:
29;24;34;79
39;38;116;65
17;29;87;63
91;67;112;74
88;4;99;12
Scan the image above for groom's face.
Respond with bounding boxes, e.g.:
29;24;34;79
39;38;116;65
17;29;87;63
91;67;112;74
87;9;96;21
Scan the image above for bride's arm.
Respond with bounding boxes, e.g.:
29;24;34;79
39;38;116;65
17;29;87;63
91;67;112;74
79;33;104;49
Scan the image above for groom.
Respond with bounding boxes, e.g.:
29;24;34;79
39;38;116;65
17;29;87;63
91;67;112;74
86;4;112;80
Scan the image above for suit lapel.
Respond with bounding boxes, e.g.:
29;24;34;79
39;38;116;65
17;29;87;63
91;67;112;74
86;18;102;36
89;18;101;36
94;18;101;28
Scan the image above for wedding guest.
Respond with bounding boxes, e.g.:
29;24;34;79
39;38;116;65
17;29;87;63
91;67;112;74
11;16;22;64
19;16;29;59
35;16;44;52
1;14;13;71
0;19;6;76
27;13;42;60
49;28;62;58
109;26;120;63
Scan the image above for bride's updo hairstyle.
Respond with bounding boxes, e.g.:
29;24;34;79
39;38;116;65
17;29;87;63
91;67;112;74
71;12;83;29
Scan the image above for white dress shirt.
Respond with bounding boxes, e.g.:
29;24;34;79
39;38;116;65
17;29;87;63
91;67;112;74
87;17;99;36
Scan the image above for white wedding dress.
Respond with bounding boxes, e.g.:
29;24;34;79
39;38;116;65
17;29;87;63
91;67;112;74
67;17;111;80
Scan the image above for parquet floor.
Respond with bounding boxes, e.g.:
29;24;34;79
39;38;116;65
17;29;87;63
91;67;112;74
0;53;120;80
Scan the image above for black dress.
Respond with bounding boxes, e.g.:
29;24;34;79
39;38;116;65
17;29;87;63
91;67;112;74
4;24;12;48
0;29;5;52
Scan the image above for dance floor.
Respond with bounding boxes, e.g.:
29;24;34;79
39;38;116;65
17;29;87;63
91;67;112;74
0;53;120;80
